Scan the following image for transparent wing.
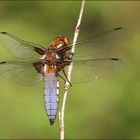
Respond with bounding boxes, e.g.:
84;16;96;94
71;27;129;59
71;58;123;83
0;32;46;60
0;61;43;85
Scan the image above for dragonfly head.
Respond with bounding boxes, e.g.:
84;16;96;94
48;36;70;50
54;36;70;47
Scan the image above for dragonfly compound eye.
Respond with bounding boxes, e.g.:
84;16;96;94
54;36;70;46
64;37;70;45
54;37;63;44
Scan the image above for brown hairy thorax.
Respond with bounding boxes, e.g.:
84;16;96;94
33;36;72;75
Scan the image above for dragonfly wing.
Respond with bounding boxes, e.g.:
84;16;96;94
0;61;43;85
71;58;123;83
72;27;129;58
0;32;46;60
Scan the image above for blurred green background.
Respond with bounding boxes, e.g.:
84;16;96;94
0;1;139;139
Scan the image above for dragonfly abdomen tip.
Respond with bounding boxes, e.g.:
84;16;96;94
49;119;55;125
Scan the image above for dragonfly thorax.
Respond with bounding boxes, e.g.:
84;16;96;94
44;49;58;64
43;36;71;64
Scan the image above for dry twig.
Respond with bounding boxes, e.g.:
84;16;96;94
59;1;86;140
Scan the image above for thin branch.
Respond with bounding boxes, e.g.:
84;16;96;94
59;1;86;140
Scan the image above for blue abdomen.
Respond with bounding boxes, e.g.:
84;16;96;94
44;73;59;125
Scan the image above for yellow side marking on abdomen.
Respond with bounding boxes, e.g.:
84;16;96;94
57;81;59;95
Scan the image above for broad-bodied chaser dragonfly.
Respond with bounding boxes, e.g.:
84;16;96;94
0;27;128;125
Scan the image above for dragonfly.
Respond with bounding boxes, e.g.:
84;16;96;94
0;27;128;125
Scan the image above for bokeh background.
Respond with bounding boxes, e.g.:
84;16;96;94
0;1;139;139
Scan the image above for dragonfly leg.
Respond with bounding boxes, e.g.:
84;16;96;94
62;69;72;87
58;73;72;87
58;73;67;83
66;52;74;60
